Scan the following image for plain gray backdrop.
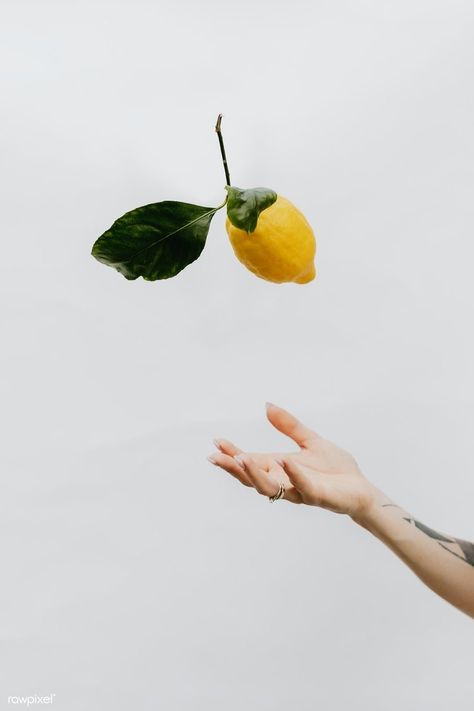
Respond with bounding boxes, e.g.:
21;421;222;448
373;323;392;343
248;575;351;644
1;0;473;709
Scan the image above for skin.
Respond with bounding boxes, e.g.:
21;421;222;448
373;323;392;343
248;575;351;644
208;402;474;619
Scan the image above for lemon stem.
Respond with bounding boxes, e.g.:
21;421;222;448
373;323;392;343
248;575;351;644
215;113;231;187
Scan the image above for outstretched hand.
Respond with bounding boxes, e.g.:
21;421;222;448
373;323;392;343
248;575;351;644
208;402;381;520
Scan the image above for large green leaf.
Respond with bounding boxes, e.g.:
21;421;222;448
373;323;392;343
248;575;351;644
225;186;277;233
91;200;221;281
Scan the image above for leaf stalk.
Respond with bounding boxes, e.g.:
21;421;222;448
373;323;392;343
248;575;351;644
215;113;231;187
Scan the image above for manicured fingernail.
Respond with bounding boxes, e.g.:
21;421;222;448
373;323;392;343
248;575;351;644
207;455;217;465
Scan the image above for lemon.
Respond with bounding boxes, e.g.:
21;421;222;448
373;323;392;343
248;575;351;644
225;195;316;284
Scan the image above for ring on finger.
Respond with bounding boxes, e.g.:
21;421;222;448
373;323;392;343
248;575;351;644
268;482;285;503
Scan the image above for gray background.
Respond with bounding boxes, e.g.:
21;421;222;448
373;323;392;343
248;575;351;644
1;0;473;708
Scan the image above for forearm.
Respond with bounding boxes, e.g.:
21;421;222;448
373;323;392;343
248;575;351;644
353;487;474;618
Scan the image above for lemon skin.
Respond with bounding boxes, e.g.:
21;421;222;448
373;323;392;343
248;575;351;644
225;195;316;284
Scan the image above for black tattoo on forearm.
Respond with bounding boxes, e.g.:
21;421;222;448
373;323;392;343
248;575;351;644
381;504;474;567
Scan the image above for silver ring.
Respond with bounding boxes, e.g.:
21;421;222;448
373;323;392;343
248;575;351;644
269;483;285;503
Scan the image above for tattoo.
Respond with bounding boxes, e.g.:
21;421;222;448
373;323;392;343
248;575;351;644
382;504;474;566
402;517;453;542
381;504;474;567
438;542;472;564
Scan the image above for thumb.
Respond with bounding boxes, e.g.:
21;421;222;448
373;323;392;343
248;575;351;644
265;402;317;449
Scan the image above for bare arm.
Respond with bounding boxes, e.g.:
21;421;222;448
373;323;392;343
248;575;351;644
352;491;474;617
208;402;474;619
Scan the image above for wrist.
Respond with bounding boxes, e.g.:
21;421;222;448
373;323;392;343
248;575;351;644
351;484;395;530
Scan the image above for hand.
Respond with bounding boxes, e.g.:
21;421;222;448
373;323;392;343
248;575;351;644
208;402;381;520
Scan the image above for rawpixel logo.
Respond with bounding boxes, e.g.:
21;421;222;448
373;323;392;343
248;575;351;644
7;695;55;706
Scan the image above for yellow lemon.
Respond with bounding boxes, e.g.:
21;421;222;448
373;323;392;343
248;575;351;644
225;195;316;283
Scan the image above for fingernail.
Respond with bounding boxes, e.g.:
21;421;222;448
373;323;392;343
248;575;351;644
265;401;277;409
207;455;217;465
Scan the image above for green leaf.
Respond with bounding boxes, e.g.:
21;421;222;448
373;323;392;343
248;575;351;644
91;200;221;281
225;186;277;233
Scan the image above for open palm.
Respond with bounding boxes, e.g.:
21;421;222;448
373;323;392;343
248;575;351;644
208;402;379;519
